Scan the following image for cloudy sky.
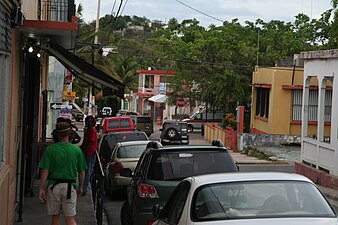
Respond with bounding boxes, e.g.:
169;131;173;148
78;0;333;27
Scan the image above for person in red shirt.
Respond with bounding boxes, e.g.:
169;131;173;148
80;115;98;196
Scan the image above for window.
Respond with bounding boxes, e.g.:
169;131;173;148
117;144;148;158
292;89;332;122
108;120;118;128
255;88;270;118
144;75;154;88
159;181;191;224
0;54;10;167
191;181;335;221
120;119;131;128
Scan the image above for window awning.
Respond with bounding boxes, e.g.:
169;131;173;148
148;94;167;103
43;41;125;98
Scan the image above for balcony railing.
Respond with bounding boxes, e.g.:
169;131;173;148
39;0;75;22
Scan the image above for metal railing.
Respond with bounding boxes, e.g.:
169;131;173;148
91;152;105;225
38;0;75;22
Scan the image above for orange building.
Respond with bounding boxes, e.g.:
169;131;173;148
250;66;332;136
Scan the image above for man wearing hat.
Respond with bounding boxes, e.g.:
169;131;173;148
39;122;87;225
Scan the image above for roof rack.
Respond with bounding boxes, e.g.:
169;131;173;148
211;139;224;147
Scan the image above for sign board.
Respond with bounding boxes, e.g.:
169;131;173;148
60;105;72;119
102;107;112;115
177;98;185;107
50;102;63;110
63;91;76;101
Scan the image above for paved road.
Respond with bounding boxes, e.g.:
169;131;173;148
102;128;296;225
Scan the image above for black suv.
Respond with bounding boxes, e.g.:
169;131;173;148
120;140;238;225
160;121;189;145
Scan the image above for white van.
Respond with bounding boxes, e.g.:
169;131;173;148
182;109;224;132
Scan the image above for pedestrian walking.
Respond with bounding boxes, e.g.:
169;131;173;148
80;115;98;196
39;122;87;225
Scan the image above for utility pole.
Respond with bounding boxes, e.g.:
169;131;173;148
88;0;101;115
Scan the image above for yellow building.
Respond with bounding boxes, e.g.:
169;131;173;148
250;66;332;136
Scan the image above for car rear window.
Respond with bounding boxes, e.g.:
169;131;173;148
117;144;148;158
108;119;118;128
147;151;237;181
137;117;152;123
120;119;132;128
99;133;149;160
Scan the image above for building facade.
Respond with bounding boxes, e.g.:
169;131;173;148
250;66;332;136
0;1;124;224
299;50;338;176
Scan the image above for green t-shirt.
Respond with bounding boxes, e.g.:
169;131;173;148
39;142;87;188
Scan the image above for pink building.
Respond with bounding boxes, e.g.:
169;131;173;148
136;69;176;122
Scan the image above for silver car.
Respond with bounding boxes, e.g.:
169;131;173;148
105;140;160;197
153;172;337;225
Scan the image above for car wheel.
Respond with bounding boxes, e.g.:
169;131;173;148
121;201;132;225
165;128;178;139
188;125;194;133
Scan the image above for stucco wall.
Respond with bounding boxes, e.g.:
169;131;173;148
241;133;301;147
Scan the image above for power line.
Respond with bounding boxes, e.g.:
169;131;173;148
174;0;224;23
121;0;129;14
77;0;120;39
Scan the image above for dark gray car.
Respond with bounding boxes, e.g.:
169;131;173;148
135;116;154;137
160;121;189;145
120;140;238;225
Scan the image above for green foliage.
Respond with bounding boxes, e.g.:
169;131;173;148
76;3;338;113
222;113;237;129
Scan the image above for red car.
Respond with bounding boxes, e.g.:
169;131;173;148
100;116;135;134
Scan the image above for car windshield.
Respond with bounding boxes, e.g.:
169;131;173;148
99;133;148;161
146;151;237;181
192;181;336;221
117;144;148;158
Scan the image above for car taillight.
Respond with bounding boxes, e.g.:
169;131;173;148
138;183;159;198
147;221;155;225
112;162;124;173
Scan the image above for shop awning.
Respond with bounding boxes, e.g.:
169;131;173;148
43;41;125;98
148;94;167;103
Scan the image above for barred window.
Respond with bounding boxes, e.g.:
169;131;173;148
255;88;270;119
292;89;332;122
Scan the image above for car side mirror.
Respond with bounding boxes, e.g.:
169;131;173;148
152;204;163;218
119;168;133;177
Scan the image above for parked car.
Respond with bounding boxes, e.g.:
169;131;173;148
160;121;189;145
135;116;154;137
100;116;135;134
105;140;161;196
152;172;337;225
72;109;84;122
116;109;128;117
182;109;224;132
98;131;149;167
120;140;238;225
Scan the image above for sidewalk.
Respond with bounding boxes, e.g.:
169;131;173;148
15;179;97;225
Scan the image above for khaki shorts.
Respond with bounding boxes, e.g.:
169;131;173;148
47;183;77;216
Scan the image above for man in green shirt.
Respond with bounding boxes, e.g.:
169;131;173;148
39;122;87;225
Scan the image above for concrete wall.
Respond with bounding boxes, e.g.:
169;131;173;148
240;133;301;148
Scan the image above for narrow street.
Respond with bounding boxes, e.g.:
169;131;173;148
101;126;296;225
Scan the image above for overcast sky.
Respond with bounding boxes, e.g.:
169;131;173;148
78;0;333;27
